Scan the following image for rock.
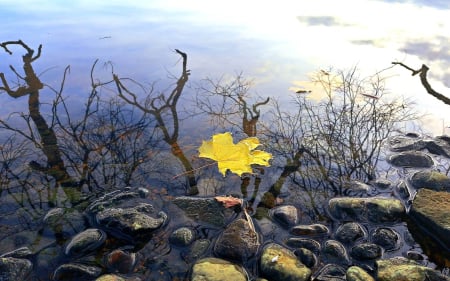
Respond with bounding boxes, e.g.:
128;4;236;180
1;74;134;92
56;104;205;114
53;263;103;281
328;197;405;223
169;227;196;247
321;240;349;265
191;257;248;281
87;189;141;214
371;227;400;251
334;222;366;245
284;237;321;254
0;246;33;258
314;264;346;281
95;203;167;242
350;243;382;260
0;257;33;281
424;138;450;158
214;218;259;261
95;274;127;281
343;180;374;196
293;247;317;268
388;151;434;168
269;205;299;227
289;223;329;236
172;196;233;227
105;248;136;274
388;135;425;152
259;243;311;281
409;188;450;248
42;207;87;238
396;181;411;199
376;257;450;281
410;170;450;191
346;266;375;281
182;239;210;263
65;228;107;257
373;179;392;190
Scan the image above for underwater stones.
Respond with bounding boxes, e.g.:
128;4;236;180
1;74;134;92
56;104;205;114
321;240;350;265
182;239;211;263
313;264;346;281
105;249;136;274
388;135;425;152
371;227;400;251
269;205;299;227
350;243;383;260
65;228;106;257
294;247;318;268
87;189;141;214
343;180;374;196
0;257;33;281
260;243;311;281
172;196;231;226
53;262;103;281
410;170;450;191
285;237;321;254
334;222;367;245
289;223;329;236
214;218;259;261
42;207;87;238
0;246;33;258
376;257;450;281
409;188;450;248
169;226;196;247
346;266;375;281
95;203;166;242
424;137;450;158
388;151;434;168
328;197;405;223
191;257;248;281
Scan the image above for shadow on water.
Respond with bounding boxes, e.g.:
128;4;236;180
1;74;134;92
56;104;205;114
1;40;449;279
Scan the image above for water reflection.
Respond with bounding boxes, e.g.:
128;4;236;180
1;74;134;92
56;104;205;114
1;40;449;279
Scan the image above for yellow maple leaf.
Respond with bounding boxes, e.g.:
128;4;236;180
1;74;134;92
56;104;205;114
198;132;272;176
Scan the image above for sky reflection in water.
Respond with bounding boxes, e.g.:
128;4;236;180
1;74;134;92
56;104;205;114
1;0;450;134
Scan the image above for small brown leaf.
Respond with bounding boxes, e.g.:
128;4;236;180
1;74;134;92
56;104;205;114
215;196;243;208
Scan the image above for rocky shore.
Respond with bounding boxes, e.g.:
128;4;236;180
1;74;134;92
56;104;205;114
1;133;450;280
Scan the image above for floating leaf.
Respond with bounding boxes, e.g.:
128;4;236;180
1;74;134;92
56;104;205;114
214;196;243;208
198;132;272;176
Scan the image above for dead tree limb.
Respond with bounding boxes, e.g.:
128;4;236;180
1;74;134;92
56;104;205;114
392;62;450;106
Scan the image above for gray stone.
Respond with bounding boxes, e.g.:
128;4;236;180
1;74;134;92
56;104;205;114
0;257;33;281
269;205;299;227
182;239;210;263
53;263;103;281
371;227;400;251
172;196;232;226
42;207;87;238
350;243;382;260
65;228;107;257
259;243;311;281
388;151;434;168
388;135;425;152
424;138;450;158
410;170;450;191
169;227;196;247
294;247;317;268
314;264;346;281
289;223;329;236
343;180;373;196
285;238;321;254
321;240;350;265
105;249;136;274
328;197;405;223
334;222;366;245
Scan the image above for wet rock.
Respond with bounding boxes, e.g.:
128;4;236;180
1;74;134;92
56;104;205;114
334;222;366;245
409;188;450;248
42;207;87;238
346;266;375;281
214;218;259;261
328;197;405;223
95;274;127;281
0;246;33;258
169;227;196;247
350;243;382;260
410;170;450;191
405;250;426;262
65;228;107;257
376;257;450;281
424;138;450;158
373;179;392;190
191;257;248;281
289;223;329;236
388;135;425;152
269;205;299;227
182;239;210;263
260;243;311;281
371;227;400;251
314;264;346;281
343;180;374;196
105;248;136;274
321;240;350;265
388;151;434;168
294;247;317;268
172;196;233;226
396;181;411;199
285;237;321;254
0;257;33;281
53;262;103;281
95;203;167;242
87;189;141;214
